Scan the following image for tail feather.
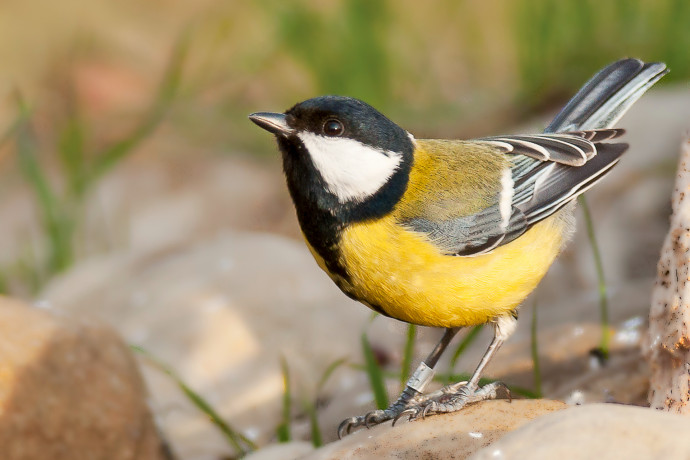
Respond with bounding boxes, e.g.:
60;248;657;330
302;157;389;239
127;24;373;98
545;59;668;133
516;59;666;229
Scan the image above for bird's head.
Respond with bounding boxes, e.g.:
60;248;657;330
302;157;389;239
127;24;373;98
249;96;414;208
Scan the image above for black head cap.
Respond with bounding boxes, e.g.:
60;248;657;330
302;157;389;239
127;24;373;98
285;96;413;154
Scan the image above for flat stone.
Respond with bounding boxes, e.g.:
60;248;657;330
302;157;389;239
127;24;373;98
302;399;566;460
470;403;690;460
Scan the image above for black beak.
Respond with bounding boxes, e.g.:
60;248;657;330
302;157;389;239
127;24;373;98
248;112;294;136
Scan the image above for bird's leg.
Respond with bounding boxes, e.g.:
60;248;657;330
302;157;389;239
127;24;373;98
408;313;517;420
337;327;460;438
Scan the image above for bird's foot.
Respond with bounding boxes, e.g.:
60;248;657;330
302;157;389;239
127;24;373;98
400;381;511;422
337;381;510;438
337;387;429;438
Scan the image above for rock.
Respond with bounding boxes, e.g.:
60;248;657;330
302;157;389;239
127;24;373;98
470;403;690;460
0;296;167;460
243;441;315;460
302;400;566;460
645;138;690;413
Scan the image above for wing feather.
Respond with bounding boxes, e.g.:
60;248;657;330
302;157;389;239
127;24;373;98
402;132;627;256
479;129;624;166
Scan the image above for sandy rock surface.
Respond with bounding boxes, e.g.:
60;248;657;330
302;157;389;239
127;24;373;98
470;403;690;460
0;296;166;460
302;400;565;460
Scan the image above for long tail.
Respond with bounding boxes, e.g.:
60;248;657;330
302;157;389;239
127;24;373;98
545;58;668;133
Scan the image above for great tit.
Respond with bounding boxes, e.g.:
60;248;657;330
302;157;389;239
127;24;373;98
249;58;667;437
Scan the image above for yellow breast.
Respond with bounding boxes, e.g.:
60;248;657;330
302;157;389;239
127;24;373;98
334;212;569;328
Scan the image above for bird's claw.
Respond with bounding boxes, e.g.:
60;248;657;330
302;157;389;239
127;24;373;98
422;402;435;419
364;410;386;428
391;408;417;426
337;409;392;438
337;416;362;440
393;400;437;424
499;382;512;403
391;399;447;425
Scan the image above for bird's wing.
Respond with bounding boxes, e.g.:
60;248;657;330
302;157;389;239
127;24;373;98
399;132;626;256
479;129;624;166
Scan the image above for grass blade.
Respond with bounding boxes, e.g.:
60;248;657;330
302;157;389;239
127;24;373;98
306;402;322;448
58;114;88;198
130;345;256;456
276;355;292;443
579;195;610;359
317;357;348;393
307;357;347;448
89;33;189;185
531;300;542;397
13;101;74;275
361;332;389;410
400;324;416;391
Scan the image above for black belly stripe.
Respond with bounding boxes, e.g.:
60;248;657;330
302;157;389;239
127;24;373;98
366;301;392;318
340;287;391;318
335;281;392;318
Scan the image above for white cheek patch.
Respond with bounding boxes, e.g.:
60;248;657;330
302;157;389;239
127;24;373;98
298;132;402;203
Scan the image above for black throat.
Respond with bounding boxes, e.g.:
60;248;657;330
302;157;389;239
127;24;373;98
278;135;413;281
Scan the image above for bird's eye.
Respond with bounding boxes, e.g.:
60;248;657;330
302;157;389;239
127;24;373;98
323;119;344;137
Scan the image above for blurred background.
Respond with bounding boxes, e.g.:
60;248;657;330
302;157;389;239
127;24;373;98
1;0;690;458
1;0;689;294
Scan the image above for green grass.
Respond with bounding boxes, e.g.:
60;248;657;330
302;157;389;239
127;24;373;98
0;37;187;295
361;332;389;410
276;356;292;443
139;347;349;452
13;99;75;276
512;0;689;111
303;357;348;447
263;0;393;110
131;346;257;457
531;301;543;397
579;196;611;360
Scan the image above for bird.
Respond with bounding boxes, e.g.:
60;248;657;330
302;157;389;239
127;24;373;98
249;58;667;438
